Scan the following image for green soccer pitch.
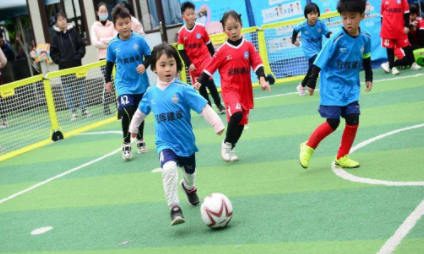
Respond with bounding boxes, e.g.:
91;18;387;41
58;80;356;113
1;69;424;254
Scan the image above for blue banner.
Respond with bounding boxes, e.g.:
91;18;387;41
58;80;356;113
250;0;309;27
179;0;249;34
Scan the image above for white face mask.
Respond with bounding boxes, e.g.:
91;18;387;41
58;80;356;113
99;14;108;21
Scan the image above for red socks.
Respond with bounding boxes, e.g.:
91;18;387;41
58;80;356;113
337;124;359;159
307;122;335;149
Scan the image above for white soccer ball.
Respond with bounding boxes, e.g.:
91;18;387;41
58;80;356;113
200;193;233;228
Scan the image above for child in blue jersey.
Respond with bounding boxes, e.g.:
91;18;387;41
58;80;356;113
129;44;225;226
292;3;332;96
299;0;373;169
104;6;151;160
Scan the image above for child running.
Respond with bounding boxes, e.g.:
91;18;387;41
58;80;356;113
178;1;226;114
194;11;271;162
129;44;225;226
105;5;151;160
292;3;332;96
299;0;373;169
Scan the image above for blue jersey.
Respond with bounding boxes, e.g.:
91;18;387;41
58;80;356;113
314;28;371;106
294;19;331;59
138;80;208;157
107;32;151;96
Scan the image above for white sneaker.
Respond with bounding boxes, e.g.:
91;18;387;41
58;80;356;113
71;113;78;121
392;67;400;75
82;110;92;117
381;62;390;73
122;143;132;160
411;62;422;71
0;122;7;129
221;141;232;162
229;149;239;162
297;83;306;96
136;139;148;154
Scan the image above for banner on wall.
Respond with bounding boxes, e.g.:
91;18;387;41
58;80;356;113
180;0;249;35
250;0;308;27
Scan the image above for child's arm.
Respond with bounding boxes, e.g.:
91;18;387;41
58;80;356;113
178;45;195;72
105;44;116;93
362;36;373;92
193;49;223;89
292;27;300;47
249;43;271;92
136;38;152;75
130;109;148;138
200;104;225;135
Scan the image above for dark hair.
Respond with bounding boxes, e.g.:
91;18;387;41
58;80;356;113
55;11;67;23
220;11;242;30
337;0;366;14
304;3;320;18
150;44;182;72
410;4;419;15
181;1;195;13
111;5;131;24
116;2;135;16
96;2;108;21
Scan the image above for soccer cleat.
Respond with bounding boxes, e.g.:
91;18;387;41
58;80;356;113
170;205;185;226
221;141;232;162
122;143;132;160
71;112;78;121
297;83;306;96
334;155;360;169
180;180;200;207
82;110;92;117
217;104;226;114
136;139;148;154
381;62;390;73
299;142;314;169
411;62;422;71
229;149;239;162
392;67;400;75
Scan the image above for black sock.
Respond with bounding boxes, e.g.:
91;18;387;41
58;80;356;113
206;80;222;106
402;46;415;66
224;112;243;147
137;121;145;140
387;48;396;68
301;66;313;87
232;125;244;148
121;106;136;143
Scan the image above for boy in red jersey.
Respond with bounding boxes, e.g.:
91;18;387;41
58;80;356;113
178;1;226;114
194;11;271;162
380;0;422;75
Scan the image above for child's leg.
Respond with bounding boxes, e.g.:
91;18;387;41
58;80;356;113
337;113;359;160
206;79;223;107
307;118;339;149
160;150;180;208
121;105;136;144
386;48;396;69
224;112;243;148
301;55;317;87
198;82;212;106
180;153;199;206
402;45;416;66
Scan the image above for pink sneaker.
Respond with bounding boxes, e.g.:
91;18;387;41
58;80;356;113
297;83;306;96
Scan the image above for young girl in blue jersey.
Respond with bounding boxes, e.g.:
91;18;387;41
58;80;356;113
299;0;373;169
129;44;225;226
292;3;332;96
104;6;151;160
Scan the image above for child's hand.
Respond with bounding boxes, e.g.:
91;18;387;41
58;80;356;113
136;64;146;74
106;82;113;94
294;41;300;47
260;78;271;93
307;87;315;96
404;27;410;34
217;127;225;136
192;82;201;90
131;133;137;138
189;64;196;72
365;81;373;92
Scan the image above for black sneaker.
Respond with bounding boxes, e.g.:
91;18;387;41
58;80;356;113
170;206;185;226
180;180;200;207
217;104;226;114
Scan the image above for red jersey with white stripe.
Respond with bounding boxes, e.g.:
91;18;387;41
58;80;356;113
410;17;424;45
204;39;263;110
381;0;410;39
177;23;212;77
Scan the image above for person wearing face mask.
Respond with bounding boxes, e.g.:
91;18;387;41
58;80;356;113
91;2;118;115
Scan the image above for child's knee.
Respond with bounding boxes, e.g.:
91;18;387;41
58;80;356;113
345;114;359;126
326;118;340;130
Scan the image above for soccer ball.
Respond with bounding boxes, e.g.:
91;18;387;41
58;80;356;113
200;193;233;228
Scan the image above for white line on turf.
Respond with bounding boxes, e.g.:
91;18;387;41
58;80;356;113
78;131;122;135
330;123;424;254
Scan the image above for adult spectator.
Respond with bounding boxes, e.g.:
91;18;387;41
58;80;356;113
50;11;92;121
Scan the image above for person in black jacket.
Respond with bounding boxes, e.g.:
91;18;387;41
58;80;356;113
50;11;92;121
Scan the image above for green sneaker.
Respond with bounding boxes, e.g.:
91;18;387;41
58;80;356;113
299;142;314;169
334;155;360;169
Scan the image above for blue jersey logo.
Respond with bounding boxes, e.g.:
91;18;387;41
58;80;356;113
172;94;179;104
244;51;249;59
196;33;201;39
